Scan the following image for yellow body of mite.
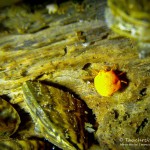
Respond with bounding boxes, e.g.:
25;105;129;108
94;70;121;97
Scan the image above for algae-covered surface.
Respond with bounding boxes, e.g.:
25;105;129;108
0;0;150;149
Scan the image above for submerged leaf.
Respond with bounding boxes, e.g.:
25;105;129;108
22;81;94;150
0;98;20;138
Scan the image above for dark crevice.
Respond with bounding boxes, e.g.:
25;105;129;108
113;110;119;120
82;63;91;70
139;88;147;96
123;112;130;121
136;118;148;134
0;95;11;102
63;47;67;55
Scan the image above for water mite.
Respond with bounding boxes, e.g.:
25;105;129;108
94;69;126;97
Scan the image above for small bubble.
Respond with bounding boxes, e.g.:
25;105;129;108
120;138;123;142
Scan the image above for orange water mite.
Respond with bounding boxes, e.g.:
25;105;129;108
94;69;125;97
